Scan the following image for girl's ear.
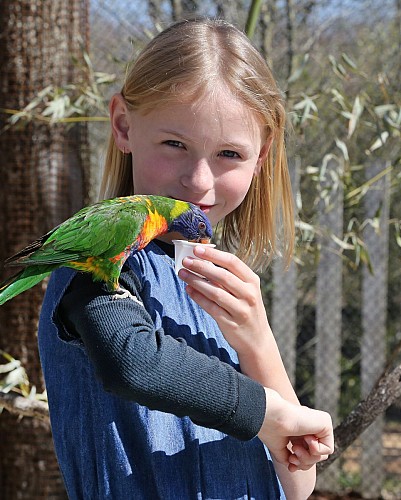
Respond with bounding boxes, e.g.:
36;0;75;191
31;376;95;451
255;136;273;175
109;93;131;153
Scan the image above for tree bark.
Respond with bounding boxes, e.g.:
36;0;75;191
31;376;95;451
0;1;89;497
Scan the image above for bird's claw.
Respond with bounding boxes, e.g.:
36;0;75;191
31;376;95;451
111;287;143;306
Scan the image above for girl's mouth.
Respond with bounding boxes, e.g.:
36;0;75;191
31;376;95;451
198;204;213;213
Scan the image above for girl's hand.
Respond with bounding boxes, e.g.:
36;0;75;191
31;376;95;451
178;245;270;358
258;389;334;472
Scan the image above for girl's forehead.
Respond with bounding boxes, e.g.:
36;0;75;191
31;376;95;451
143;90;265;145
158;84;261;123
133;82;267;139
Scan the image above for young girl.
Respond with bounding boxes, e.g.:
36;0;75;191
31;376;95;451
38;18;333;499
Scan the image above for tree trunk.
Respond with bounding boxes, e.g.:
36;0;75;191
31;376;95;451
0;1;90;498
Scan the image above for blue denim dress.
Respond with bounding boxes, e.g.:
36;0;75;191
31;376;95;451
38;242;285;499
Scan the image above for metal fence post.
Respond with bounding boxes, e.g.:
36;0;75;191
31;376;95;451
360;161;390;497
272;158;300;384
315;156;344;491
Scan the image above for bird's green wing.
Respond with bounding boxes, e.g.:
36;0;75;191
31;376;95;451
9;198;149;266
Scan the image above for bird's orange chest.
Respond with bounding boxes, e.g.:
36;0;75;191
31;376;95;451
136;209;169;250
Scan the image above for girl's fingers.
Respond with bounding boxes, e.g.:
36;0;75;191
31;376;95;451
192;245;257;284
181;255;243;299
184;281;232;324
287;442;330;471
180;248;261;306
304;434;334;456
179;266;237;314
178;259;246;319
180;265;264;334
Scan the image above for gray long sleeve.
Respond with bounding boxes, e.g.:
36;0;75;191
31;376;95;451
57;268;266;441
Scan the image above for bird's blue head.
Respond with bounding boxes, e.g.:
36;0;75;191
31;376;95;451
169;203;213;243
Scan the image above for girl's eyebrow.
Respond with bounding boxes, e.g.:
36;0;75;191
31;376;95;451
159;128;253;151
223;140;253;151
159;128;188;139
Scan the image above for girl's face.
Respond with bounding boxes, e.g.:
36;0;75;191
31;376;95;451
116;86;270;227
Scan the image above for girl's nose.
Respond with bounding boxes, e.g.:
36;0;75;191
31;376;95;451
180;159;214;193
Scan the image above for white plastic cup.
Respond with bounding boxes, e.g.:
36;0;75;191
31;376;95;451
172;240;216;275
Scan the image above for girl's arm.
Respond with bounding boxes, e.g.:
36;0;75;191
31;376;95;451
179;246;333;499
56;268;267;439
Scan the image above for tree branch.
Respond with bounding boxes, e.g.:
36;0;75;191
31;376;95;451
318;361;401;472
0;392;49;422
245;0;263;39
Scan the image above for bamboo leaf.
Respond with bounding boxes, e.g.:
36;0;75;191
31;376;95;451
288;54;310;84
335;138;349;162
331;89;347;110
0;359;20;374
359;245;373;274
42;95;70;121
374;104;397;118
329;54;347;78
0;366;28;394
366;131;389;154
331;233;354;250
395;223;401;248
341;52;357;69
94;72;116;85
348;95;364;138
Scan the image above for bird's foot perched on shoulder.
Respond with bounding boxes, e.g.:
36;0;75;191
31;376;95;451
111;287;143;306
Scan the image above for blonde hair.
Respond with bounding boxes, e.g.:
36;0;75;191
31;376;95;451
100;18;294;270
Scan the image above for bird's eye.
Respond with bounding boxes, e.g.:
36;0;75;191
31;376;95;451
198;222;206;232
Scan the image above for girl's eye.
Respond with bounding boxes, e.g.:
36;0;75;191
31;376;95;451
163;140;184;149
219;150;240;159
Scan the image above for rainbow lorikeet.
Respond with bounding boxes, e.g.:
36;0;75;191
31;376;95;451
0;195;212;305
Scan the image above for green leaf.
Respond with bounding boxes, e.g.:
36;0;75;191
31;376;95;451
292;94;319;126
374;104;397;118
288;54;310;84
331;89;347;110
341;53;357;69
83;50;93;71
366;131;389;154
359;245;373;274
94;72;117;85
0;359;20;374
394;223;401;248
42;95;71;121
348;95;364;138
335;138;349;162
329;54;347;78
0;366;28;394
331;234;354;250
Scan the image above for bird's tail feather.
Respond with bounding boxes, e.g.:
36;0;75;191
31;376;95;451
0;267;53;305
